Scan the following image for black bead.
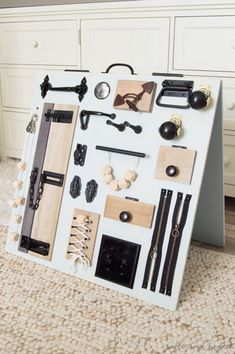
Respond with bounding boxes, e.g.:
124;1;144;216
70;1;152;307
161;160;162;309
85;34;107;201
159;121;177;140
165;165;178;177
119;211;131;222
188;90;207;110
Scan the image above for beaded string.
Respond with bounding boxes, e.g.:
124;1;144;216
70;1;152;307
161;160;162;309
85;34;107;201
101;153;140;191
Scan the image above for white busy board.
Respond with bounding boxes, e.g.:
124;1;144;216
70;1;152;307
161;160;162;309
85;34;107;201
6;70;224;310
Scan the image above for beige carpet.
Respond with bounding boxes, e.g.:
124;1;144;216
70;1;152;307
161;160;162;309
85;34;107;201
0;226;235;354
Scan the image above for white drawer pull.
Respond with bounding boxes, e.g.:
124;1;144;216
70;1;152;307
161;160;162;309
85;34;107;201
31;40;38;48
226;101;235;110
224;156;230;166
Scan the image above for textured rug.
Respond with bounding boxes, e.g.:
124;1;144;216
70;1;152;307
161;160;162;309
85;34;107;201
0;226;235;354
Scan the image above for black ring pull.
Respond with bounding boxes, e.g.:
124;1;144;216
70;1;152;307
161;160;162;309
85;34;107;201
104;63;136;75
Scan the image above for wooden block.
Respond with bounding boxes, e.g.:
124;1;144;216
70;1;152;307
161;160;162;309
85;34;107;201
29;104;78;261
113;80;156;112
155;145;197;185
66;209;100;266
104;195;155;229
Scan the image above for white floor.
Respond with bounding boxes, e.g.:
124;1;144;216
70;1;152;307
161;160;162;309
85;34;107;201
0;158;18;225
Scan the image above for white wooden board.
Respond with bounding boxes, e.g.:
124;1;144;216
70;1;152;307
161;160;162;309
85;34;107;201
6;70;224;311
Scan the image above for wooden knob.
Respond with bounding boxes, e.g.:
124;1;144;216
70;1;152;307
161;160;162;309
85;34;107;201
10;232;19;242
15;197;25;206
32;40;38;48
231;40;235;49
8;199;17;208
188;90;208;110
17;161;27;171
13;180;23;190
12;215;22;224
224;156;230;166
159;121;178;140
226;101;235;110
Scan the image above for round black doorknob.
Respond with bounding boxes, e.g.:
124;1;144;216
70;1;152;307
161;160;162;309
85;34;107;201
188;90;208;110
165;165;178;177
119;211;131;222
159;121;177;140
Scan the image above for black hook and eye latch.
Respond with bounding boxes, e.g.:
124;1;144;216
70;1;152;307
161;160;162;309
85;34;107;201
40;75;88;101
20;236;50;256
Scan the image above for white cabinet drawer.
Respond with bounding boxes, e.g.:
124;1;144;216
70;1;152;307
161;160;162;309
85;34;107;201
0;20;79;65
222;78;235;131
224;134;235;185
2;111;28;154
174;16;235;73
81;18;170;74
1;69;39;109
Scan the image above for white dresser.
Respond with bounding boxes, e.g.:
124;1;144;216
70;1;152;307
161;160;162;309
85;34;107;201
0;0;235;196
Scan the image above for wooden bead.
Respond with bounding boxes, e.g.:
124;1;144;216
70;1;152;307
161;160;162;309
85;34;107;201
9;232;19;242
8;199;17;208
15;197;25;206
109;180;120;191
101;165;113;175
103;174;114;184
118;179;130;189
13;180;23;190
12;215;22;224
124;170;137;182
17;161;27;171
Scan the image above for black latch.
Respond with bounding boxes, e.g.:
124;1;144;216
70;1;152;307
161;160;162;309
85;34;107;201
156;80;194;109
45;109;73;123
73;144;87;166
20;236;50;256
40;171;64;187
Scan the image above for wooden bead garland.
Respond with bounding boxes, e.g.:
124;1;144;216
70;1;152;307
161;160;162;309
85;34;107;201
101;165;137;191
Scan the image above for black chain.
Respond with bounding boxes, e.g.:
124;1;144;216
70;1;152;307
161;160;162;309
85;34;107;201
29;168;44;210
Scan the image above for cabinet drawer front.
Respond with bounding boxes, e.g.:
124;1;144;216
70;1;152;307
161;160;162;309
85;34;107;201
174;16;235;72
3;111;28;152
0;21;78;65
1;69;39;109
223;78;235;130
81;18;170;74
224;135;235;185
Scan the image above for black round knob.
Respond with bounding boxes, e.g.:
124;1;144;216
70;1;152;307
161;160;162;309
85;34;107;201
188;90;208;110
159;121;177;140
119;211;131;222
165;165;178;177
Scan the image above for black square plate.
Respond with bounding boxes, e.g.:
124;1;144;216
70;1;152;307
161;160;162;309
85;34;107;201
95;234;141;289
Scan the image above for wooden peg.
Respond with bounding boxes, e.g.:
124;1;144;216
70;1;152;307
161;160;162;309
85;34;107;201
9;232;19;242
17;161;27;171
12;215;22;224
13;180;23;190
15;197;25;206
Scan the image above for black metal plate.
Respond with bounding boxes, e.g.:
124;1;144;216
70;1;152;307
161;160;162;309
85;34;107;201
95;234;141;289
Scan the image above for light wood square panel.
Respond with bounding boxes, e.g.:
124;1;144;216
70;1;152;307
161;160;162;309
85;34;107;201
104;195;155;229
155;145;197;185
113;80;156;112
